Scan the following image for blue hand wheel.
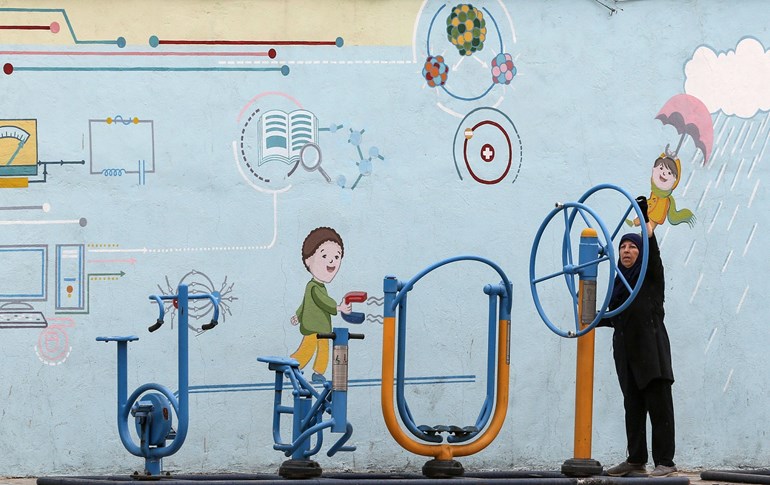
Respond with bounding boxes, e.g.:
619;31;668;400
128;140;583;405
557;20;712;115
529;184;649;338
573;183;648;319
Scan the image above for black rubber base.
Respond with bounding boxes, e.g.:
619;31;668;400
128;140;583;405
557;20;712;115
561;457;603;477
421;458;464;478
278;458;323;479
36;470;692;484
701;469;770;484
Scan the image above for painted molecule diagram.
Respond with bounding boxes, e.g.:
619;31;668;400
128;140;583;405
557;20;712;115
422;3;517;101
334;126;386;191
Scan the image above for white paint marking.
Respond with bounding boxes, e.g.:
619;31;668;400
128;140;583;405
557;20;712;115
731;121;748;155
660;226;671;248
436;102;463;118
743;223;757;256
723;368;734;393
748;153;759;179
497;0;518;43
697;180;712;210
740;120;755;152
730;158;744;191
748;179;759;208
715;117;730;145
721;250;733;273
708;202;722;233
704;327;717;354
727;205;739;231
682;171;694;197
0;219;81;225
689;273;704;304
715;164;726;188
684;240;696;266
736;286;750;314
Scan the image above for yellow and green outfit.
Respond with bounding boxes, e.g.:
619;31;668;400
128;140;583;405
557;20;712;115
647;158;695;227
290;279;338;375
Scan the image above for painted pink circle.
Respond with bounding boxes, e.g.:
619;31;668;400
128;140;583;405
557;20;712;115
500;63;508;73
37;327;70;363
50;22;60;34
491;66;500;77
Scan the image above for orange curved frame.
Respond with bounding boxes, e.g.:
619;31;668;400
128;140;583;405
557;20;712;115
380;315;510;461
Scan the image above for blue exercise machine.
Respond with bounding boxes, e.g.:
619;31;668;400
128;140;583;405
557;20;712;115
381;255;513;478
258;292;368;479
529;183;648;476
96;283;219;478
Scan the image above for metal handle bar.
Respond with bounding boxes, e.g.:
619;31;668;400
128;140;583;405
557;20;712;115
317;332;365;340
147;292;220;332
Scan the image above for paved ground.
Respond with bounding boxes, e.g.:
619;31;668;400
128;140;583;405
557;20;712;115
0;471;729;484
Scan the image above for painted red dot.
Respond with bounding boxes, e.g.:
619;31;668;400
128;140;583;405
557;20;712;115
50;21;60;34
268;48;277;59
3;63;13;75
66;285;73;293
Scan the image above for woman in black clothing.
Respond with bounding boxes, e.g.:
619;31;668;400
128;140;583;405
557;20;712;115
602;198;676;478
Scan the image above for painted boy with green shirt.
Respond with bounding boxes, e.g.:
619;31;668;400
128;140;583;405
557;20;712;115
290;227;351;383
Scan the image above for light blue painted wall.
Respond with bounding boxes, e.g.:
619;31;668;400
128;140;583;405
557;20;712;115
0;0;768;476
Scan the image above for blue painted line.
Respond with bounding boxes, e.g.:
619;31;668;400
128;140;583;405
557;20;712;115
183;375;476;396
425;4;446;57
441;82;495;102
482;7;505;53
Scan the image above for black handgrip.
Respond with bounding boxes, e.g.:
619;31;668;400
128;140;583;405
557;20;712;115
349;333;365;340
148;319;164;333
316;332;336;340
201;320;218;331
635;195;649;223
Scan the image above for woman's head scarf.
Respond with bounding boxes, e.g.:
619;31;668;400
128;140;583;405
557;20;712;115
610;233;644;305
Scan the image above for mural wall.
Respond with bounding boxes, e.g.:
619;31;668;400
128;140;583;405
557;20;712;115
0;0;769;476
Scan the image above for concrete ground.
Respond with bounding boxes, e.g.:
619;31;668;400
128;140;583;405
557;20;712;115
0;471;730;484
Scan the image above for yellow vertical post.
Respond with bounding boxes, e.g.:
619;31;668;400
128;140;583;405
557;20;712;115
573;279;596;458
561;228;602;477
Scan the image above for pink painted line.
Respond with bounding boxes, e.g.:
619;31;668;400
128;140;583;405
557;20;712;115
0;50;273;57
237;91;304;122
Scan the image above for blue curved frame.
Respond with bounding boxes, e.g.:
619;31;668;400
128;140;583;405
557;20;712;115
386;255;512;444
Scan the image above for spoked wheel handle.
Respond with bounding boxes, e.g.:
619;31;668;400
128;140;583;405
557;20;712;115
530;202;615;338
572;183;649;319
530;184;649;338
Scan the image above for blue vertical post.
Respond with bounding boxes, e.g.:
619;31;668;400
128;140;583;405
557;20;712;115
291;396;312;460
116;341;129;435
177;284;189;445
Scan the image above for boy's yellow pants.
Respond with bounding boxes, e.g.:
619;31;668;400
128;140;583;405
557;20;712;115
291;334;329;374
